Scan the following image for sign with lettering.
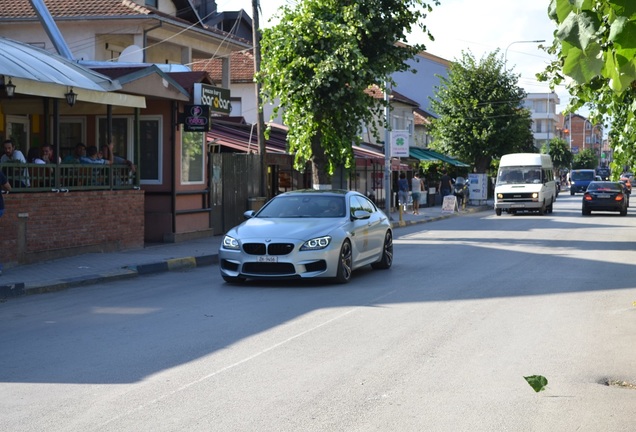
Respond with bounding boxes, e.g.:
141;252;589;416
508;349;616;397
441;195;457;214
390;130;410;157
468;173;488;202
183;105;209;132
194;84;232;115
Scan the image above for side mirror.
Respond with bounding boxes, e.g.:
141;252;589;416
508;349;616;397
243;210;256;219
352;210;371;220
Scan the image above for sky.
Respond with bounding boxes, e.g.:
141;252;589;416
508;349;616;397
217;0;569;112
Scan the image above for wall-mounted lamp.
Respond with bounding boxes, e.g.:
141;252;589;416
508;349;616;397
5;78;16;98
65;87;77;107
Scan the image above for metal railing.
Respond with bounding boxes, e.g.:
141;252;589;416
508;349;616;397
0;163;138;192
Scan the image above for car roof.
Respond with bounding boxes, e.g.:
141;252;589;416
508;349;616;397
278;189;352;197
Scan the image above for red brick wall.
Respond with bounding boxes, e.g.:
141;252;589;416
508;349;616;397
0;190;144;266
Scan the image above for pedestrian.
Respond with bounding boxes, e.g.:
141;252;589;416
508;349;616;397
411;172;425;215
438;169;453;199
398;172;409;211
0;169;11;275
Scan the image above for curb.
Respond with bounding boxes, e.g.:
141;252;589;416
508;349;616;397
390;204;490;228
2;255;221;299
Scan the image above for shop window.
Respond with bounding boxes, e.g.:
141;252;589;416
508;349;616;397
181;130;205;184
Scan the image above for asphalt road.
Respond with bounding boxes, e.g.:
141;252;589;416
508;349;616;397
1;194;635;432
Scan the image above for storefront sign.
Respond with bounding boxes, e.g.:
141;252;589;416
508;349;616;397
183;105;209;132
194;84;231;115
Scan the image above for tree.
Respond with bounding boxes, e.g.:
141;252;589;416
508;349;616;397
428;51;535;173
541;137;572;171
257;0;440;188
539;1;636;172
572;148;598;170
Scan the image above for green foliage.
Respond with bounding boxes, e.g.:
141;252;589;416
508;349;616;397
539;0;636;174
541;137;573;170
572;148;598;169
258;0;440;186
524;375;548;393
428;51;535;173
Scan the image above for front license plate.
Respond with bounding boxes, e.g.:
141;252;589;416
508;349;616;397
511;204;525;208
257;256;278;263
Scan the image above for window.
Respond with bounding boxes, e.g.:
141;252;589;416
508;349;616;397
56;117;85;159
181;130;205;184
97;117;130;159
145;0;157;7
98;116;163;184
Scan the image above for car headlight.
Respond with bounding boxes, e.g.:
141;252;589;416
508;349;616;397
222;235;240;250
532;192;538;199
300;235;331;251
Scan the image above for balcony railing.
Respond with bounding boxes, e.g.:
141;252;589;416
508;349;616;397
0;163;138;192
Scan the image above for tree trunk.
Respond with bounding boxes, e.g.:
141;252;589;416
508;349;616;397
310;133;332;189
475;155;491;173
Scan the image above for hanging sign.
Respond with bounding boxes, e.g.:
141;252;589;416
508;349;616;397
390;130;410;157
183;105;209;132
194;84;232;115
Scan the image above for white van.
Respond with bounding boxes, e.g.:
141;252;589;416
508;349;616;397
494;153;556;216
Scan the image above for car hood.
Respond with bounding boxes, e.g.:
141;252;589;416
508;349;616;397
228;217;346;240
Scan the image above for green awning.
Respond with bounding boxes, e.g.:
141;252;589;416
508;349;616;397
409;147;470;167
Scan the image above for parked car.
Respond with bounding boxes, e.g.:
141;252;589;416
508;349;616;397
219;190;393;284
596;167;611;180
570;169;596;195
582;181;628;216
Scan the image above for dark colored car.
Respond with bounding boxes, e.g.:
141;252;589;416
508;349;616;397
582;181;628;216
596;167;611;180
570;169;596;194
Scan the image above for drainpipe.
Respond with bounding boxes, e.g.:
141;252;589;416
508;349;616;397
171;101;177;236
29;0;74;60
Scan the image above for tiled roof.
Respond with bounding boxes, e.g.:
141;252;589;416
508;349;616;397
414;108;434;125
192;50;255;83
365;85;420;107
0;0;150;19
0;1;248;44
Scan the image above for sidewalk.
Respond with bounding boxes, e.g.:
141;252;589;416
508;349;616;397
0;200;492;299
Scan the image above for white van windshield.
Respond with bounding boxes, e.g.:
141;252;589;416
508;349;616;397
497;167;543;185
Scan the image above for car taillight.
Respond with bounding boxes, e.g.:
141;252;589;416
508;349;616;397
584;193;592;201
615;195;624;201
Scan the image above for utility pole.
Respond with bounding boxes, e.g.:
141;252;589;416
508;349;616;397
252;0;267;198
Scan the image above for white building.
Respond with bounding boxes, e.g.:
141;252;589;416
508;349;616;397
524;92;560;149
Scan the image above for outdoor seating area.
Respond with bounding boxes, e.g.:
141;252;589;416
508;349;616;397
1;163;137;192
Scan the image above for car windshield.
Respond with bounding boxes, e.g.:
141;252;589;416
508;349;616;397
587;182;621;192
496;167;542;185
256;195;346;218
571;171;595;181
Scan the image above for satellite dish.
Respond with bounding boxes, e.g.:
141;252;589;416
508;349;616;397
118;45;143;63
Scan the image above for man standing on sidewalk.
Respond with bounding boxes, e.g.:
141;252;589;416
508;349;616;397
0;170;11;275
439;170;453;200
411;172;425;215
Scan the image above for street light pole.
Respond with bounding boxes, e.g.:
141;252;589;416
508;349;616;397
504;39;545;67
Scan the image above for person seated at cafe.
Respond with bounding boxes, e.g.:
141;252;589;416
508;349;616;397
62;143;87;164
80;145;111;165
27;147;45;164
1;139;30;187
100;142;136;173
40;144;61;164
